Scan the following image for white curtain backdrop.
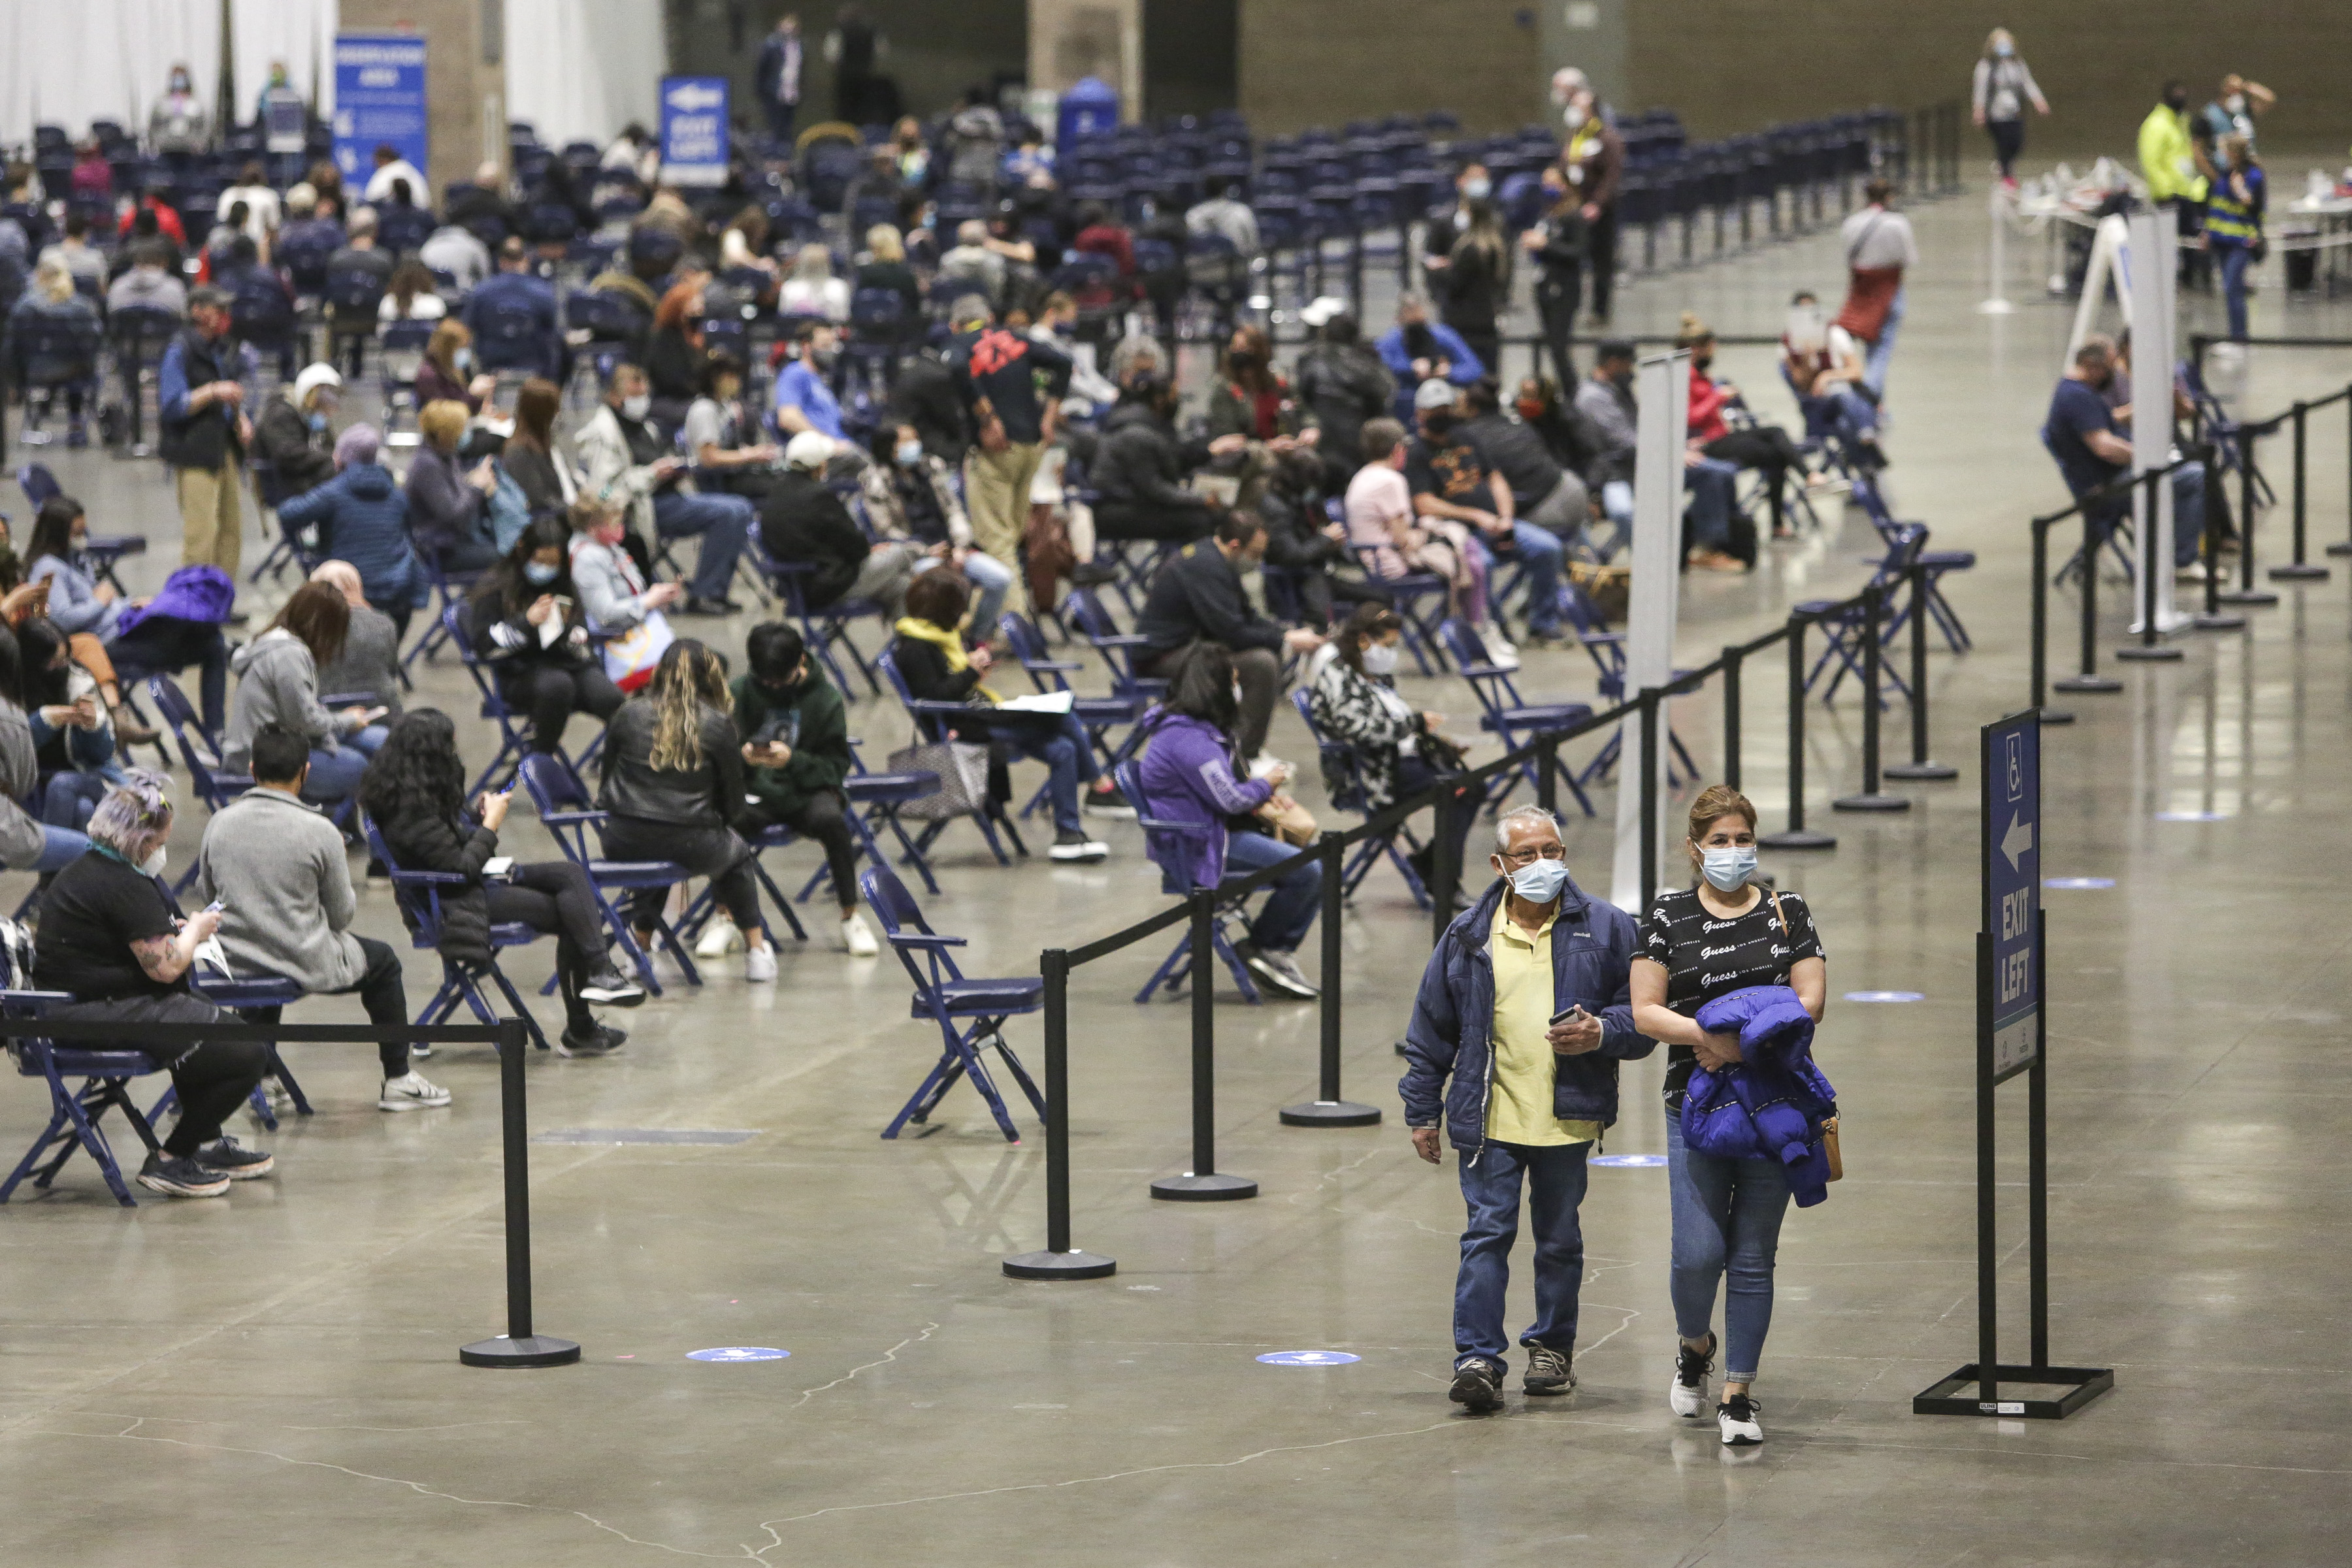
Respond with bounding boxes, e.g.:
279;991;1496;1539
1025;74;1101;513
0;0;225;146
506;0;668;149
231;0;340;125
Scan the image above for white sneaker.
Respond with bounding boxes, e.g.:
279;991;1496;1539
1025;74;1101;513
744;943;777;982
694;920;742;959
840;911;879;957
1717;1392;1763;1446
379;1071;452;1111
1477;624;1520;668
1669;1333;1716;1418
2176;560;2208;582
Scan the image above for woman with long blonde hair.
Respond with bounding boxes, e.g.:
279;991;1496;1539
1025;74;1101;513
593;638;776;979
1970;27;2048;183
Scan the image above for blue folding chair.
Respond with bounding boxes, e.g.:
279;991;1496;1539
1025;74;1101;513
440;604;604;798
401;554;482;674
872;649;1028;867
516;754;700;994
743;533;887;697
1;988;167;1206
1554;579;1703;789
363;821;554;1053
674;820;809;949
1290;690;1429;908
1062;589;1170;704
1348;542;1451;675
1799;524;1925;706
147;972;316;1131
863;864;1045;1143
796;739;947;902
1113;760;1263;1005
1435;618;1597;815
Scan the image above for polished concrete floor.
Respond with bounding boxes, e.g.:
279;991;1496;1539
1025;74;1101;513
5;186;2352;1565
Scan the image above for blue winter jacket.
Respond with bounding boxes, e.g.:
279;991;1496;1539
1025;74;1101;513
275;461;427;609
1684;984;1837;1208
1373;321;1484;421
1400;874;1652;1149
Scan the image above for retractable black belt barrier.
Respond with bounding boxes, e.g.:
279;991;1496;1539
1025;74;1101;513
0;1015;571;1368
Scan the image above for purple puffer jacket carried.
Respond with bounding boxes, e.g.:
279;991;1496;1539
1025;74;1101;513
111;564;234;636
1134;709;1272;891
1684;983;1838;1208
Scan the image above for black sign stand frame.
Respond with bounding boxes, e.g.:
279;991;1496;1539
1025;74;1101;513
1915;715;2114;1420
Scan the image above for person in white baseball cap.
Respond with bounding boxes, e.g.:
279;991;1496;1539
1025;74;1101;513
757;427;924;622
253;362;344;495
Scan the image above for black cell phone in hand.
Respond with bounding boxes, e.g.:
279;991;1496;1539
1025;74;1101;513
1549;1004;1592;1026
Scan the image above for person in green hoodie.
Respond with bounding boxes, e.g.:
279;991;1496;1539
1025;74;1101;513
730;620;877;957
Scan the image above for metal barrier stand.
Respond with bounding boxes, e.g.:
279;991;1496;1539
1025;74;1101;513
1834;581;1912;809
1884;556;1957;780
2114;469;2184;664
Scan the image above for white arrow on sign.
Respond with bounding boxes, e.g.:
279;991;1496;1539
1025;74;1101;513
2001;812;2034;871
667;83;725;111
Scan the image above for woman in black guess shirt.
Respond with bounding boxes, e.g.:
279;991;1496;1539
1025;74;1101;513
1631;785;1827;1450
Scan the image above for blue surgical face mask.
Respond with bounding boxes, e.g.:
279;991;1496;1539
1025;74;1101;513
1700;844;1758;892
895;439;923;466
524;560;561;585
1994;40;2014;57
1506;856;1570;904
307;412;329;432
454;348;474;372
1462;177;1491;202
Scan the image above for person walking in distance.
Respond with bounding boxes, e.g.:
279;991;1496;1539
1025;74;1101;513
755;14;805;147
1558;84;1623;326
1835;180;1916;401
1629;785;1829;1448
157;286;252;613
1971;29;2048;184
945;299;1070;617
1400;804;1650;1412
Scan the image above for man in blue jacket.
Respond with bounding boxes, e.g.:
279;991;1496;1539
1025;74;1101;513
1400;803;1650;1411
1375;293;1484;421
463;238;561;378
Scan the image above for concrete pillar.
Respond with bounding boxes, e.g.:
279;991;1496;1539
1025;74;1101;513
337;0;508;200
1539;0;1629;120
1028;0;1140;122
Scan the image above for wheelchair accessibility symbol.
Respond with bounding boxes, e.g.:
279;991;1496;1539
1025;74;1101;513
686;1347;791;1362
1256;1350;1361;1366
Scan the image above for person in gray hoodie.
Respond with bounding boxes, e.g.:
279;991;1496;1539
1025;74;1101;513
193;722;449;1111
221;581;387;806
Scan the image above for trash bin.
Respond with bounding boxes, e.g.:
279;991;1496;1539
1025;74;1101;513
1057;76;1119;150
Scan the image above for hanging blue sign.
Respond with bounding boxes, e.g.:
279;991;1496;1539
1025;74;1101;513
660;75;732;187
686;1346;790;1362
331;34;427;185
1984;715;2040;1082
1590;1153;1667;1168
1256;1350;1360;1366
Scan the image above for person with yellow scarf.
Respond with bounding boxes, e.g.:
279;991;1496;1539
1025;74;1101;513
887;568;1108;861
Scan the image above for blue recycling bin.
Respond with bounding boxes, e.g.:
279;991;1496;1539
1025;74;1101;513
1057;76;1119;149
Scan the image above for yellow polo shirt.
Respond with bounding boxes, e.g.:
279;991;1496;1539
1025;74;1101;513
1485;902;1602;1147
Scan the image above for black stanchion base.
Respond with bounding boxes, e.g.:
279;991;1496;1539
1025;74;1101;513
1002;1249;1118;1281
2215;587;2280;606
459;1334;581;1369
1757;828;1838;850
2327;541;2352;558
1833;791;1911;812
2036;708;2075;725
1281;1100;1383;1127
2268;563;2330;581
2114;644;2185;662
1150;1172;1259;1201
2191;612;2247;631
1913;1362;2115;1420
1884;760;1959;780
2052;675;2123;693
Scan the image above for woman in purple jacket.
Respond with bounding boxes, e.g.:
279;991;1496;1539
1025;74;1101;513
1134;643;1322;1000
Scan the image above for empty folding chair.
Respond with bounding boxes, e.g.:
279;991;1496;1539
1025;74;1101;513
1435;618;1597;815
516;754;702;995
1799;524;1925;706
863;864;1045;1143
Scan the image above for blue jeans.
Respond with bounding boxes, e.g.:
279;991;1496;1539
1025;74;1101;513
1666;1109;1791;1382
1684;457;1740;549
655;491;754;601
1453;1139;1590;1365
2217;244;2252;341
1481;520;1563;635
301;725;387;806
1863;286;1903;397
2091;463;2206;568
989;710;1097;834
9;824;91;873
1220;828;1322;953
956;550;1014;640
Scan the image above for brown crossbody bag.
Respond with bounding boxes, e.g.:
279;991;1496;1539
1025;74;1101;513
1765;889;1842;1182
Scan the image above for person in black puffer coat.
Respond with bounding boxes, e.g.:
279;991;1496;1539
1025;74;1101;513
1256;449;1390;630
361;708;645;1056
1090;374;1227;546
463;517;625;757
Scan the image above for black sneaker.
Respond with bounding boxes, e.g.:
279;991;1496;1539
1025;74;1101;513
1523;1344;1576;1396
558;1024;629;1057
137;1152;230;1198
193;1135;274;1180
1448;1358;1505;1413
1083;779;1135;819
578;963;648;1006
1070;561;1119;587
679;595;741;617
1048;828;1108;862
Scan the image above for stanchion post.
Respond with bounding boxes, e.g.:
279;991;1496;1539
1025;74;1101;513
2329;388;2352;559
2219;423;2279;606
2270;400;2328;580
1005;949;1116;1277
1537;734;1560;816
1152;893;1256;1200
2116;469;2184;662
2192;440;2247;632
1885;558;1957;779
1757;612;1835;849
1282;838;1380;1128
2031;519;2073;723
1835;583;1912;811
461;1019;581;1367
1637;685;1661;909
1722;644;1744;792
2053;509;2121;694
1428;783;1461;947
